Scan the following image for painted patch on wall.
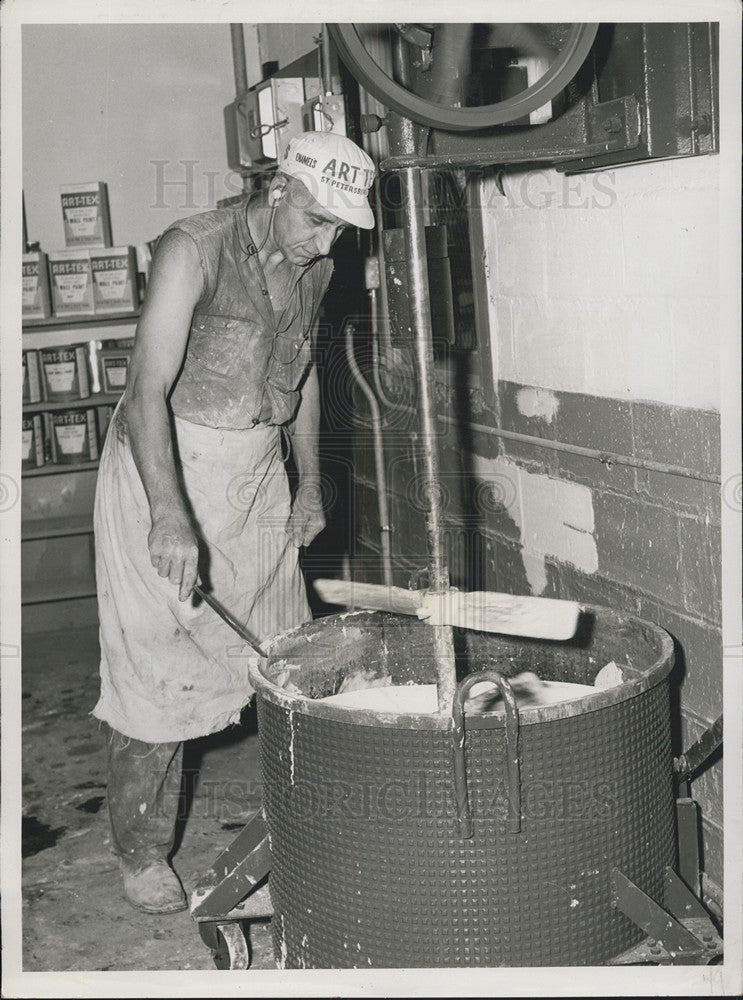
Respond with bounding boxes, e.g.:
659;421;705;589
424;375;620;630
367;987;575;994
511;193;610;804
516;386;560;423
473;455;598;595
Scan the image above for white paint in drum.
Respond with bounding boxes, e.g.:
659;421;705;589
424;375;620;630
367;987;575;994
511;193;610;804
321;675;598;714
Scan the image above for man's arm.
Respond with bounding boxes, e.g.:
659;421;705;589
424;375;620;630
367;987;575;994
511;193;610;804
285;362;325;547
125;229;204;600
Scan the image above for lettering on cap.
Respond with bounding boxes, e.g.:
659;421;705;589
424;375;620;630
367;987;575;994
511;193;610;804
322;158;373;191
281;132;376;228
295;153;317;168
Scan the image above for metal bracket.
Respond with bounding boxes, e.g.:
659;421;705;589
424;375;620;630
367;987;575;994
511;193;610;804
674;714;723;783
609;867;722;965
560;22;719;172
585;95;640;149
676;797;701;896
190;809;272;919
194;882;274;926
662;866;713;922
380;93;642;171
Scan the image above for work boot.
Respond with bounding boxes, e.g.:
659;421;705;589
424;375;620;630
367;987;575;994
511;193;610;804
121;859;187;914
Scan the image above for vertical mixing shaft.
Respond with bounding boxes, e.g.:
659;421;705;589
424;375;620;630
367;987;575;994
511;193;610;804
399;166;458;714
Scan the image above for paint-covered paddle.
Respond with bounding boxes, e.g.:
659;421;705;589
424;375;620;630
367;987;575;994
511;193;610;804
313;579;581;642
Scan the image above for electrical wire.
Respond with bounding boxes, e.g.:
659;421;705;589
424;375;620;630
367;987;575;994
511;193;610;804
243;192;319;437
253;200;278;255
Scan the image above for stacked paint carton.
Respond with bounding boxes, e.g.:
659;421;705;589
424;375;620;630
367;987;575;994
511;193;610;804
23;182;140;321
23;342;126;468
22;349;46;470
22;252;53;319
22;344;102;469
22;182;136;469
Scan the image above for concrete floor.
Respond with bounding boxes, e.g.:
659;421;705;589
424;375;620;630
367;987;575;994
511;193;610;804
21;626;275;972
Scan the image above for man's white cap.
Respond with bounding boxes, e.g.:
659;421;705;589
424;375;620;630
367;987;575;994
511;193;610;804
279;131;376;230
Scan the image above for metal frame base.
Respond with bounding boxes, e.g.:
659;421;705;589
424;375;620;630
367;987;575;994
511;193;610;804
191;783;723;968
609;867;722;965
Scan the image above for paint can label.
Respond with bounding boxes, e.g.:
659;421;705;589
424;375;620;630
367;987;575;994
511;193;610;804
41;346;90;401
56;422;86;455
60;182;112;248
91;247;139;313
49;250;95;315
50;409;99;464
102;356;129;390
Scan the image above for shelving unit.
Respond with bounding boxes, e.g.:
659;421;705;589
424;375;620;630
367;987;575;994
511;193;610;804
23;576;98;606
23;308;140;329
22;313;136;613
23;460;100;478
22;514;95;542
22;391;123;416
23;310;139;349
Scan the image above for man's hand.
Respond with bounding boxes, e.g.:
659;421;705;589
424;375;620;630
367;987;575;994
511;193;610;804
286;480;326;548
148;513;200;601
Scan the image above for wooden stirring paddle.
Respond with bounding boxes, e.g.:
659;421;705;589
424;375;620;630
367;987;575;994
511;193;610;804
313;579;581;642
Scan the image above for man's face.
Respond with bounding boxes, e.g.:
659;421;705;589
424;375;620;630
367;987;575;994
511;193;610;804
272;177;351;266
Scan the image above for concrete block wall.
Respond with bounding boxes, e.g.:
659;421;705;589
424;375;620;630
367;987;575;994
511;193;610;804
486;158;720;410
475;159;723;883
352;154;724;886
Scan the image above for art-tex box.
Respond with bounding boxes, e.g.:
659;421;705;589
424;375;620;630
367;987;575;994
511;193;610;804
22;251;53;319
48;409;99;465
49;250;95;316
60;182;113;248
99;349;131;393
40;345;91;401
90;247;139;313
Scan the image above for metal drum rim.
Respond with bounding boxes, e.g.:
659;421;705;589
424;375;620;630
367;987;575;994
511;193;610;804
249;604;675;731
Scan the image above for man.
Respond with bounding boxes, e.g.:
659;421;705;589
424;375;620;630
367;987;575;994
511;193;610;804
92;131;375;913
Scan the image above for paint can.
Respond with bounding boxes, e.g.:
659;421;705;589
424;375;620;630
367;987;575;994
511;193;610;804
49;409;99;465
91;246;139;313
60;181;112;249
22;252;53;319
40;345;90;401
48;249;95;316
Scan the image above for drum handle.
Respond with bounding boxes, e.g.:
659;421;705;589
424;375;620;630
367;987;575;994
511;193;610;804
452;669;522;838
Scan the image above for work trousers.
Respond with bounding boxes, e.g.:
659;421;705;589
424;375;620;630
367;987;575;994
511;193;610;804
105;724;184;871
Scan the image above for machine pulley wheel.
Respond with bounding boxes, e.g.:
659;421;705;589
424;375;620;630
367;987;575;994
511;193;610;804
327;23;599;131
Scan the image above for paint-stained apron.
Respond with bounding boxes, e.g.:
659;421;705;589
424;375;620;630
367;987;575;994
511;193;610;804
92;403;309;743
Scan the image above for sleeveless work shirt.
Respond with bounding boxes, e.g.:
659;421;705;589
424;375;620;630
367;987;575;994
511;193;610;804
166;198;334;429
